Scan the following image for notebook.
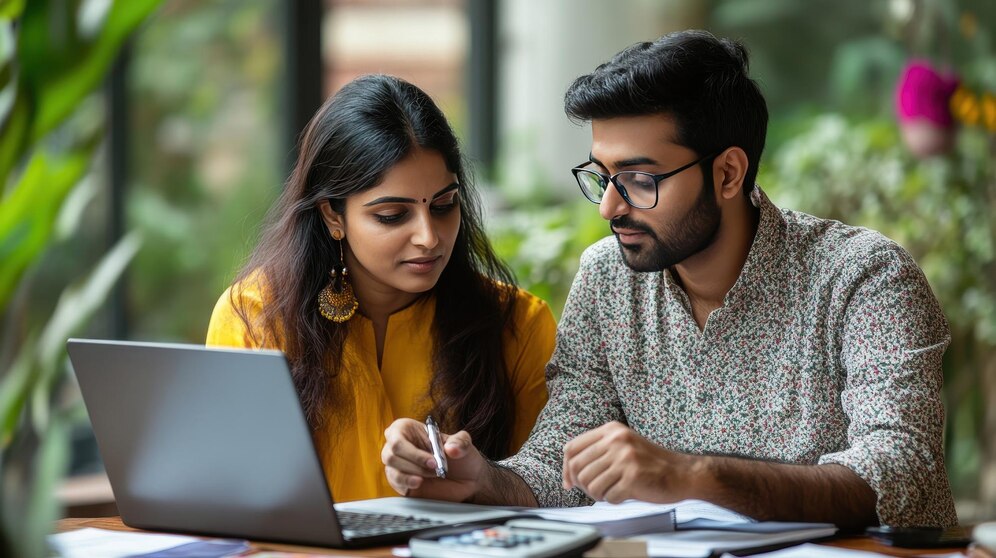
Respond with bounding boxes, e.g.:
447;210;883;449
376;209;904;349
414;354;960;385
66;339;525;548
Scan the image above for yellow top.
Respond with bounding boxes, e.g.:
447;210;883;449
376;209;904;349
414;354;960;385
205;279;555;502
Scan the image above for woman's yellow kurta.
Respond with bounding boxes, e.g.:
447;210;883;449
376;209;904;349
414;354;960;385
206;282;555;502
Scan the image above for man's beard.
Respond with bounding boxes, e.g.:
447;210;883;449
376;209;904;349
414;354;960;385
611;179;721;272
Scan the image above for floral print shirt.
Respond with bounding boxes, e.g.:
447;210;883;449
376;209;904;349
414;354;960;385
502;187;957;527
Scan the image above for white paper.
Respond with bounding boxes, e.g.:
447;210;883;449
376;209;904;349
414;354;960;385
718;542;896;557
536;500;676;523
641;527;838;558
534;498;748;524
668;499;753;524
48;527;198;558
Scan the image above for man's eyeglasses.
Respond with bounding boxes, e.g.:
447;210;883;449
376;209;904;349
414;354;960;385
571;150;722;209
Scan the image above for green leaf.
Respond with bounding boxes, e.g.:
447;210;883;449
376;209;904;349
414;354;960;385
0;0;25;21
0;337;36;447
28;232;141;433
39;232;142;383
22;414;70;558
0;144;95;307
0;88;32;192
21;0;161;143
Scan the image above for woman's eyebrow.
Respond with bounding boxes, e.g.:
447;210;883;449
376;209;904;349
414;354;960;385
430;182;460;200
363;182;460;207
363;196;416;206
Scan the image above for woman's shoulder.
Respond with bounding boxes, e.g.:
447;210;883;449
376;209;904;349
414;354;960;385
210;271;269;316
498;285;556;391
496;284;555;339
206;269;271;348
508;286;552;320
228;269;269;305
480;280;551;320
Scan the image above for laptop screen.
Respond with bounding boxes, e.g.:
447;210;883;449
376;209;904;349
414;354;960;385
67;339;346;547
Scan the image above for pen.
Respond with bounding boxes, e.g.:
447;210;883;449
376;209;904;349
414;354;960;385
425;415;447;479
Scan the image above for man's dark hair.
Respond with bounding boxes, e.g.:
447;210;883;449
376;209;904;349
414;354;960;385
564;29;769;192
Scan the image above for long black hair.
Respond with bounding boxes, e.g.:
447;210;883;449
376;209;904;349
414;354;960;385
231;75;519;459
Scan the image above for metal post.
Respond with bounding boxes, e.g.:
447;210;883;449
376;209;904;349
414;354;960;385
467;0;498;179
282;0;324;173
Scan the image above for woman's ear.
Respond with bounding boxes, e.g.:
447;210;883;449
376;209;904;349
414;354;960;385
317;200;345;237
715;147;749;201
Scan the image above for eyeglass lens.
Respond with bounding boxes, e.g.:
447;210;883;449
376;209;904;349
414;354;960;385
576;170;658;208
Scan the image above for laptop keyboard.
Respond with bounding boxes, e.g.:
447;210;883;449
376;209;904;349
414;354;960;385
338;510;446;539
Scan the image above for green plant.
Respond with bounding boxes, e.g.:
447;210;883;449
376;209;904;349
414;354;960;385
0;1;160;556
489;198;609;317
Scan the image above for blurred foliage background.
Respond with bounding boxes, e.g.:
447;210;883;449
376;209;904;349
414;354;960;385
0;1;160;555
2;1;995;554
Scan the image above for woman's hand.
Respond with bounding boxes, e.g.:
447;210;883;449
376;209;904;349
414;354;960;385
382;418;487;502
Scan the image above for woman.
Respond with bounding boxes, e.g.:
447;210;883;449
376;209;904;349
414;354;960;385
206;75;555;502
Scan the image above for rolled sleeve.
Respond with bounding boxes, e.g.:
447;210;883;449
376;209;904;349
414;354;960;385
818;246;957;527
501;241;625;507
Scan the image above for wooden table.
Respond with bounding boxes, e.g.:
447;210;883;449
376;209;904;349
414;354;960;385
822;531;970;557
56;516;971;557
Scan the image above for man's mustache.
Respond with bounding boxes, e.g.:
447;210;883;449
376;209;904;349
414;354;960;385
610;216;656;238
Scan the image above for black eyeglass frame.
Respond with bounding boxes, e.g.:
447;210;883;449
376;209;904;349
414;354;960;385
571;150;724;209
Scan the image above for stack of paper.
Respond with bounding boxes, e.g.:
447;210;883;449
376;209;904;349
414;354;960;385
641;526;838;558
720;542;912;557
528;499;836;556
533;501;677;537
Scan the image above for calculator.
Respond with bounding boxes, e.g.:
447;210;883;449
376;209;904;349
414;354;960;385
408;519;602;558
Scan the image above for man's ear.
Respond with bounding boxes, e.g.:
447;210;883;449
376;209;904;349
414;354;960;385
714;147;749;201
317;199;345;237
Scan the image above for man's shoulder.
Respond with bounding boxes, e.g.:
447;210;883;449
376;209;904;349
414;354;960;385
780;208;915;272
579;235;625;269
580;235;619;257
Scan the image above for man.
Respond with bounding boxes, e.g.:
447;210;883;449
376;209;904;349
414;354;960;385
381;29;957;529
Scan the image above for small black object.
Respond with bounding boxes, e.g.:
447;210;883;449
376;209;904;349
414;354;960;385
865;525;972;548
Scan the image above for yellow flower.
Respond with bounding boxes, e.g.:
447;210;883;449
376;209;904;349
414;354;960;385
950;87;981;127
982;93;996;132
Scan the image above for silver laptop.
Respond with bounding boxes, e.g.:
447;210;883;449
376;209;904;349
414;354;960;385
66;339;524;548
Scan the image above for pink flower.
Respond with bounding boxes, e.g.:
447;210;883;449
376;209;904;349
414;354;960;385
895;60;960;158
895;60;959;127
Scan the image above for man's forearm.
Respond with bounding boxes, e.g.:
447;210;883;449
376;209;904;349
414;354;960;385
694;456;878;529
469;460;539;507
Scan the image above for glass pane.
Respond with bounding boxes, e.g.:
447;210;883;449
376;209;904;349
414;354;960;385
126;0;284;342
322;0;469;140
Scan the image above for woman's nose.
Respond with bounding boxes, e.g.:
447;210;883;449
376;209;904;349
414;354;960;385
411;211;439;249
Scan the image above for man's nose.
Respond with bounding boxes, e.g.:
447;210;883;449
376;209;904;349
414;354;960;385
599;181;630;221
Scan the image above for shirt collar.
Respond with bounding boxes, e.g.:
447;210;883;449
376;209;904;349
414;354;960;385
722;184;788;306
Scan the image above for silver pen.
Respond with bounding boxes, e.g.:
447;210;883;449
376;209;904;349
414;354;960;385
425;415;447;479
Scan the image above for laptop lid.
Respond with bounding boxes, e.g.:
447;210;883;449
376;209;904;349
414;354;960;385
67;339;348;548
67;339;528;548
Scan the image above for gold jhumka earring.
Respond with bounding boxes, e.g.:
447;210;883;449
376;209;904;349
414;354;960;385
318;230;359;322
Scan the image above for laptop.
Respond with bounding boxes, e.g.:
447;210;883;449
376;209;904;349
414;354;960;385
66;338;525;548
